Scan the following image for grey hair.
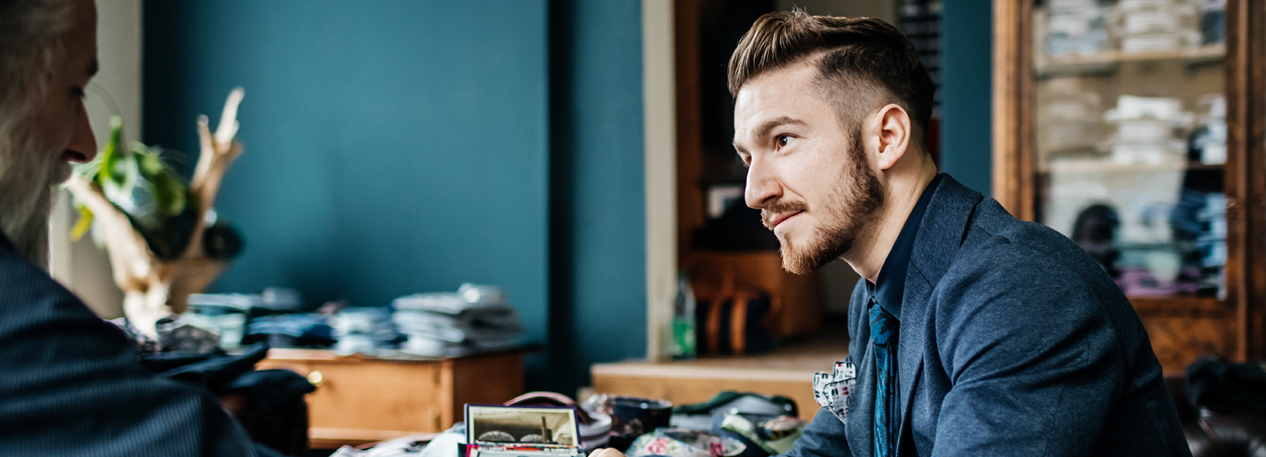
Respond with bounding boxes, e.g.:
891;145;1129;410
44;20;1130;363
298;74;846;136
0;0;76;268
0;0;75;115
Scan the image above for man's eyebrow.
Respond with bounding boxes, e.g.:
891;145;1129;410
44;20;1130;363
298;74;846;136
733;116;806;154
755;116;805;139
86;59;99;78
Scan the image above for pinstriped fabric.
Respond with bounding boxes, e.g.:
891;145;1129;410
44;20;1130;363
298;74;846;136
0;233;259;456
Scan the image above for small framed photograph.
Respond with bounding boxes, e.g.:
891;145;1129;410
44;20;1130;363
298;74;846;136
465;404;581;449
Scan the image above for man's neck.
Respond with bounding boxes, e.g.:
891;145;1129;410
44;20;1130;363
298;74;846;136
844;159;939;282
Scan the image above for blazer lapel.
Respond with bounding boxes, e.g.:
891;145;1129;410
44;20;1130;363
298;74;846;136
894;175;982;456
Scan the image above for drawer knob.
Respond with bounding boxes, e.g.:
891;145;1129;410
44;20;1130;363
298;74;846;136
307;370;325;388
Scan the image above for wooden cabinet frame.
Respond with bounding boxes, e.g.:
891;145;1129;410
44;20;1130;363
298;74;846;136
993;0;1266;367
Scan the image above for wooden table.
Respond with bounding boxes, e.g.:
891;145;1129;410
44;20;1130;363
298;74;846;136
257;346;533;449
591;333;849;420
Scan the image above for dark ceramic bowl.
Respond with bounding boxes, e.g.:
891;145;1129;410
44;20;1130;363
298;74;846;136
606;396;672;451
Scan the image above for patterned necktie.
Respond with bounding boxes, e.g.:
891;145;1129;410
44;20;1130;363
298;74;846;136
870;299;899;457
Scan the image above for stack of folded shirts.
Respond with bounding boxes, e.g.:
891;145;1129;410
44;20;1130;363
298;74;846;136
332;307;402;355
392;283;523;356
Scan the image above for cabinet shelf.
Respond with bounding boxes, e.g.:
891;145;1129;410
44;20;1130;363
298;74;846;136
1129;296;1229;316
1036;45;1225;77
1038;160;1224;174
995;0;1265;371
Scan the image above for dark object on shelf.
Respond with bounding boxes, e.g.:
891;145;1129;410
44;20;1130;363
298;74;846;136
1168;372;1266;457
1201;1;1226;46
692;199;778;251
203;221;245;260
124;197;199;260
1186;355;1266;414
698;0;775;179
693;274;775;356
1071;203;1121;279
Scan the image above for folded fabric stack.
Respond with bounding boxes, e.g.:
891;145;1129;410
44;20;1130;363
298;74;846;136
332;307;402;355
392;284;523;357
243;314;336;349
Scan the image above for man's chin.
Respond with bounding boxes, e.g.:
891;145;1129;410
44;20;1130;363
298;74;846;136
778;242;822;276
777;234;851;276
51;162;73;185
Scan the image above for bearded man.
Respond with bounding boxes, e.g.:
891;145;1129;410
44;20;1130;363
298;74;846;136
598;10;1190;457
0;0;274;454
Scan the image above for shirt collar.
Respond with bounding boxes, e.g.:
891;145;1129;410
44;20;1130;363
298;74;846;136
866;174;943;319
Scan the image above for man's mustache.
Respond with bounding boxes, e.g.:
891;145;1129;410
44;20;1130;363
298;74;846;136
761;199;808;230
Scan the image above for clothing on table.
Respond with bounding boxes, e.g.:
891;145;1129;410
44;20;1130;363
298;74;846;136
784;173;1191;457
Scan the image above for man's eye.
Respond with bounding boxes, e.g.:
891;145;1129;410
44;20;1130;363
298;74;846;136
776;135;791;148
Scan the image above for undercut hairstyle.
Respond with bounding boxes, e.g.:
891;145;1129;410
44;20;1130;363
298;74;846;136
728;10;936;144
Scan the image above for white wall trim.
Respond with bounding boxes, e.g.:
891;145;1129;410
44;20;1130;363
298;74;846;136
50;0;142;318
642;0;676;361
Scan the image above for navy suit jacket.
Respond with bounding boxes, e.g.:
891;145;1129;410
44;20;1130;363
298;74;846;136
0;234;260;455
786;175;1191;457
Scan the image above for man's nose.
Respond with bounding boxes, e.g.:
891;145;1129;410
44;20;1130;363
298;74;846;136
66;100;97;163
744;158;780;209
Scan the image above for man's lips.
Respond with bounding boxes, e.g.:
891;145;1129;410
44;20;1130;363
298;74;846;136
768;211;803;229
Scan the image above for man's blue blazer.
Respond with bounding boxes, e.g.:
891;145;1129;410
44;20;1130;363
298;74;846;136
786;174;1191;457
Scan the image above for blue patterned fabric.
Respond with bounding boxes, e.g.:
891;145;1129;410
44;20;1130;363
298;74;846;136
868;299;898;457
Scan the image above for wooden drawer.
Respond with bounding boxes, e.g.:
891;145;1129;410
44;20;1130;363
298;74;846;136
257;349;528;448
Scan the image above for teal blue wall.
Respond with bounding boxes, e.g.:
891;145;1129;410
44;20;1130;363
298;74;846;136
142;0;646;392
940;0;993;195
547;0;647;392
142;0;553;377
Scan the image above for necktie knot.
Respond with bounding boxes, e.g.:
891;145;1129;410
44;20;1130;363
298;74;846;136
869;300;898;348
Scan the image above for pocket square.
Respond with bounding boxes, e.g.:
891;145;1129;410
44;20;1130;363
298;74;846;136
812;359;856;425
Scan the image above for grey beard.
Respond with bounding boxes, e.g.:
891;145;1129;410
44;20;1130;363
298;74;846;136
0;113;65;270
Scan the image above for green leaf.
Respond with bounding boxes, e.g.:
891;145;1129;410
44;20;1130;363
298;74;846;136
137;148;165;178
99;116;127;186
152;171;187;216
70;204;94;242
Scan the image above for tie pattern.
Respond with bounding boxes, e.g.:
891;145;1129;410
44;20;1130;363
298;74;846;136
870;299;899;457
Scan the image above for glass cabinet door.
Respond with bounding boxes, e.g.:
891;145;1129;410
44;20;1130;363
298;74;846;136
1032;0;1227;299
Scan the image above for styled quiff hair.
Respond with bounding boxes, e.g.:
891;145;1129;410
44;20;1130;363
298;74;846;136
728;10;935;144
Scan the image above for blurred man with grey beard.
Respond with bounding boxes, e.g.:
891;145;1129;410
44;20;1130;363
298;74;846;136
0;0;274;454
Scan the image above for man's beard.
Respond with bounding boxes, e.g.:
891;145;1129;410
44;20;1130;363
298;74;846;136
762;130;883;275
0;109;69;270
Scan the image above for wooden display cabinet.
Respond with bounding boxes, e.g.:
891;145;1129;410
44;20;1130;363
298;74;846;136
675;0;825;343
994;0;1266;372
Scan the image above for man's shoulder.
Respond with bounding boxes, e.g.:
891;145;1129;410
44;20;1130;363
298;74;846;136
914;196;1135;332
0;240;100;331
950;198;1111;288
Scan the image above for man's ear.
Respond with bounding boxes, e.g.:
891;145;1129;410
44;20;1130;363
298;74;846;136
872;104;912;171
